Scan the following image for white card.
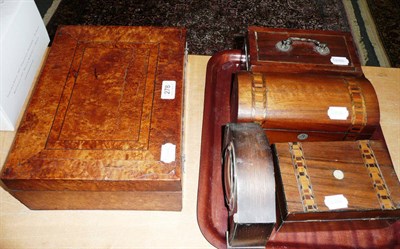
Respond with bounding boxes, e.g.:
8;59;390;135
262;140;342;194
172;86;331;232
161;80;176;100
160;143;176;163
324;194;348;210
330;56;349;66
327;106;349;120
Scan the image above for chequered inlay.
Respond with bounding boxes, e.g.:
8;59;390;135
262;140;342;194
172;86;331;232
345;80;367;140
289;142;318;212
358;140;395;210
251;73;267;120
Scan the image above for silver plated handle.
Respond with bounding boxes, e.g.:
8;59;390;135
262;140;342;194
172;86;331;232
276;37;330;55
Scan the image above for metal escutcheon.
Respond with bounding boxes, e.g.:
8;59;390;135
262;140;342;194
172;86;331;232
297;133;309;140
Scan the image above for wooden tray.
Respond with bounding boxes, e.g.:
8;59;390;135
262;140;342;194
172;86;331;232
197;50;399;249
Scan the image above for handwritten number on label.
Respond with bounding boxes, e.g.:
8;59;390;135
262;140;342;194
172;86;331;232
164;85;170;95
161;80;176;100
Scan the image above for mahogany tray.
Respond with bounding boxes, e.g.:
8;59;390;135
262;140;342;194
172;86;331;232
196;50;399;249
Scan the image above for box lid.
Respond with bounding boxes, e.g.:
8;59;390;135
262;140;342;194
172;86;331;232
247;27;362;76
274;140;400;221
232;71;380;136
1;26;186;192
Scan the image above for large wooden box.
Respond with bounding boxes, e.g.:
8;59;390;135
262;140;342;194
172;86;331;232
273;140;400;229
231;71;380;143
0;26;186;210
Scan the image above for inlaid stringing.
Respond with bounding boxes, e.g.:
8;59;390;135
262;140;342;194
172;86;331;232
289;142;318;212
251;73;267;120
345;80;367;140
358;140;395;210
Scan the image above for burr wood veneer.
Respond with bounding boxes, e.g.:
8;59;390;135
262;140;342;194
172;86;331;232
1;26;186;210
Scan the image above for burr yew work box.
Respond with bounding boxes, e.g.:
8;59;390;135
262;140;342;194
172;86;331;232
273;140;400;231
0;26;186;210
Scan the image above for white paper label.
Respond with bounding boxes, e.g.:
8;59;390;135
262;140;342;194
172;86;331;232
330;56;349;66
327;106;349;120
161;80;176;100
160;143;176;163
324;194;348;210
